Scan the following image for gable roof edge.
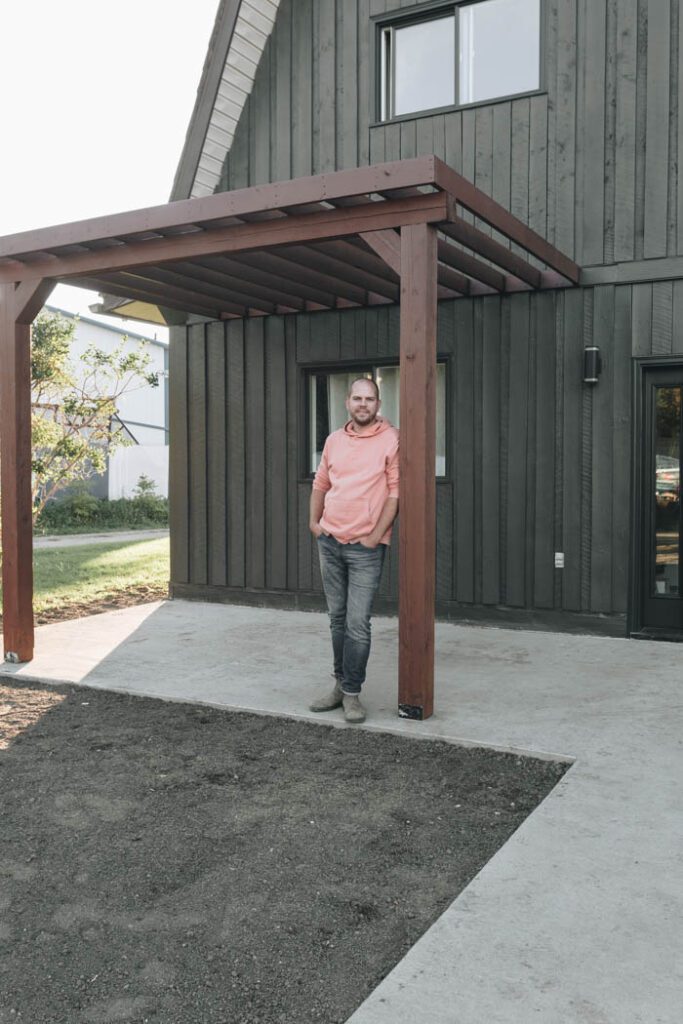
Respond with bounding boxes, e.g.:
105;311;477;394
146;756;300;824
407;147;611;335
171;0;282;202
170;0;243;202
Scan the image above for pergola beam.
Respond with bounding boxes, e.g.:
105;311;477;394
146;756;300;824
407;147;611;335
0;192;451;285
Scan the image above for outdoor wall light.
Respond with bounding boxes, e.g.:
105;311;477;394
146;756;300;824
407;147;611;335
583;346;602;384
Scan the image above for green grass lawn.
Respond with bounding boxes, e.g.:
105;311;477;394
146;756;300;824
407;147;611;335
28;537;170;616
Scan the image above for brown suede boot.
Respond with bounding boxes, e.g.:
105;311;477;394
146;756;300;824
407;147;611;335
309;679;343;712
342;693;366;723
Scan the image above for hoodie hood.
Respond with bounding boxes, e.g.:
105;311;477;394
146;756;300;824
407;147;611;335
343;415;394;438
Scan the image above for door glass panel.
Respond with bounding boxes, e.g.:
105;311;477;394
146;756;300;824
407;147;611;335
653;386;681;597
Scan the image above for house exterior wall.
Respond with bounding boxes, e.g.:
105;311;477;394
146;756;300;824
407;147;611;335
169;0;683;633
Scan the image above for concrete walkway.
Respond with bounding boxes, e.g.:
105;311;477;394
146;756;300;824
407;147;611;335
1;600;682;1023
34;529;169;548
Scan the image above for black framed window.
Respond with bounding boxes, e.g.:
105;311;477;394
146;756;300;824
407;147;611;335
379;0;541;121
307;363;447;477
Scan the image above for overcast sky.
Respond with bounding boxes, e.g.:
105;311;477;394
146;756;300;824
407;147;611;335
0;0;220;338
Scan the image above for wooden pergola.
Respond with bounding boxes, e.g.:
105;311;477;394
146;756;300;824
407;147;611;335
0;155;578;719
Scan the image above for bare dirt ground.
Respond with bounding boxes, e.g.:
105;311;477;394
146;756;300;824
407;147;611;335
0;587;167;632
0;680;568;1024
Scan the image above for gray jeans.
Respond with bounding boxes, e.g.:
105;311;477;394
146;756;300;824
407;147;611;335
317;534;386;695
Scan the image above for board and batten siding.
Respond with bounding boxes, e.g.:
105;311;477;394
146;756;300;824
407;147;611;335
217;0;683;269
169;283;683;629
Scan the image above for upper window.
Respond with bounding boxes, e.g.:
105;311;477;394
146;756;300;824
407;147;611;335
380;0;541;121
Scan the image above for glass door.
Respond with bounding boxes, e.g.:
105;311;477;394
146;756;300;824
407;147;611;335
641;368;682;631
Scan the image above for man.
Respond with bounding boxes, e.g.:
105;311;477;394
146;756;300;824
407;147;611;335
309;376;399;723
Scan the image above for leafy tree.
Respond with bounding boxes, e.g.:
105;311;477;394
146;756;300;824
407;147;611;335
30;310;159;522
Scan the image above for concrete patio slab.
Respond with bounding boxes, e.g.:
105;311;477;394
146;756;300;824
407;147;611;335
1;600;682;1023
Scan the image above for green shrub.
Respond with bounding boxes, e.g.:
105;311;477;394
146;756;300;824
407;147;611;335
35;490;169;534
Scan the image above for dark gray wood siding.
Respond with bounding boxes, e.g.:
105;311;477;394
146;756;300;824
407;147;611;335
217;0;683;268
170;282;683;626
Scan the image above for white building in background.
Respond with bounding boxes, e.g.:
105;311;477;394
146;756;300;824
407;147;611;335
45;306;169;499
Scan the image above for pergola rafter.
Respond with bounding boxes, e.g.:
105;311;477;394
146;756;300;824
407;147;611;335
0;155;579;717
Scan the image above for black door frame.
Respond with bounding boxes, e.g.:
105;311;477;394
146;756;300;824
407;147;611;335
630;355;683;637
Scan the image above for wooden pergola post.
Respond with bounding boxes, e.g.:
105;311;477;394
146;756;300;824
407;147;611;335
0;280;52;663
398;223;437;720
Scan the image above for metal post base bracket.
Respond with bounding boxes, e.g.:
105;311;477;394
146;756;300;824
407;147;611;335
4;652;20;664
398;704;425;721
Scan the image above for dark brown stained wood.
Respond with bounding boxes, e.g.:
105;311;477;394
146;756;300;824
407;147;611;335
0;192;452;286
13;278;55;324
292;0;313;178
590;286;615;612
436;483;454;605
651;280;673;355
614;0;638;262
673;280;683;353
506;295;531;607
554;0;578;258
177;259;305;311
529;96;548;241
358;230;401;277
0;287;33;662
523;292;538;608
473;302;484;604
188;324;208;585
274;0;292;182
578;0;607;265
611;285;632;613
285;318;299;591
247;249;367;306
226;320;246;588
208;254;337;308
245;318;266;589
433;159;581;283
169;327;190;585
339;0;359;171
70;274;236;320
252;34;271;186
644;0;670;258
206;321;228;587
481;298;501;606
454;300;475;605
0;156;441;262
631;283;653;356
603;0;617;264
437;239;505;292
678;2;683;256
298;482;313;591
277;244;399;301
561;286;581;606
265;317;288;589
317;0;336;173
398;223;437;719
320;238;399;284
533;292;557;609
439;220;543;288
113;265;278;315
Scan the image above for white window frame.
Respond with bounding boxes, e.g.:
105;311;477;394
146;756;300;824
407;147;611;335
378;0;543;123
307;362;448;479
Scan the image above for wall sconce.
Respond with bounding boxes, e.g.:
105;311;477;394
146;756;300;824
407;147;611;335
583;346;602;384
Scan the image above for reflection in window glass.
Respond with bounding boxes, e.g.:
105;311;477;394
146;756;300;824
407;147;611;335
393;15;456;117
309;365;447;476
653;387;681;597
459;0;540;105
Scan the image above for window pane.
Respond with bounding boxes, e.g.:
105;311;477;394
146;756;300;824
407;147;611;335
309;365;447;477
653;387;681;597
459;0;540;105
394;15;455;117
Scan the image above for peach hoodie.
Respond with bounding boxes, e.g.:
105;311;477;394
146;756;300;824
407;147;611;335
312;417;399;544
